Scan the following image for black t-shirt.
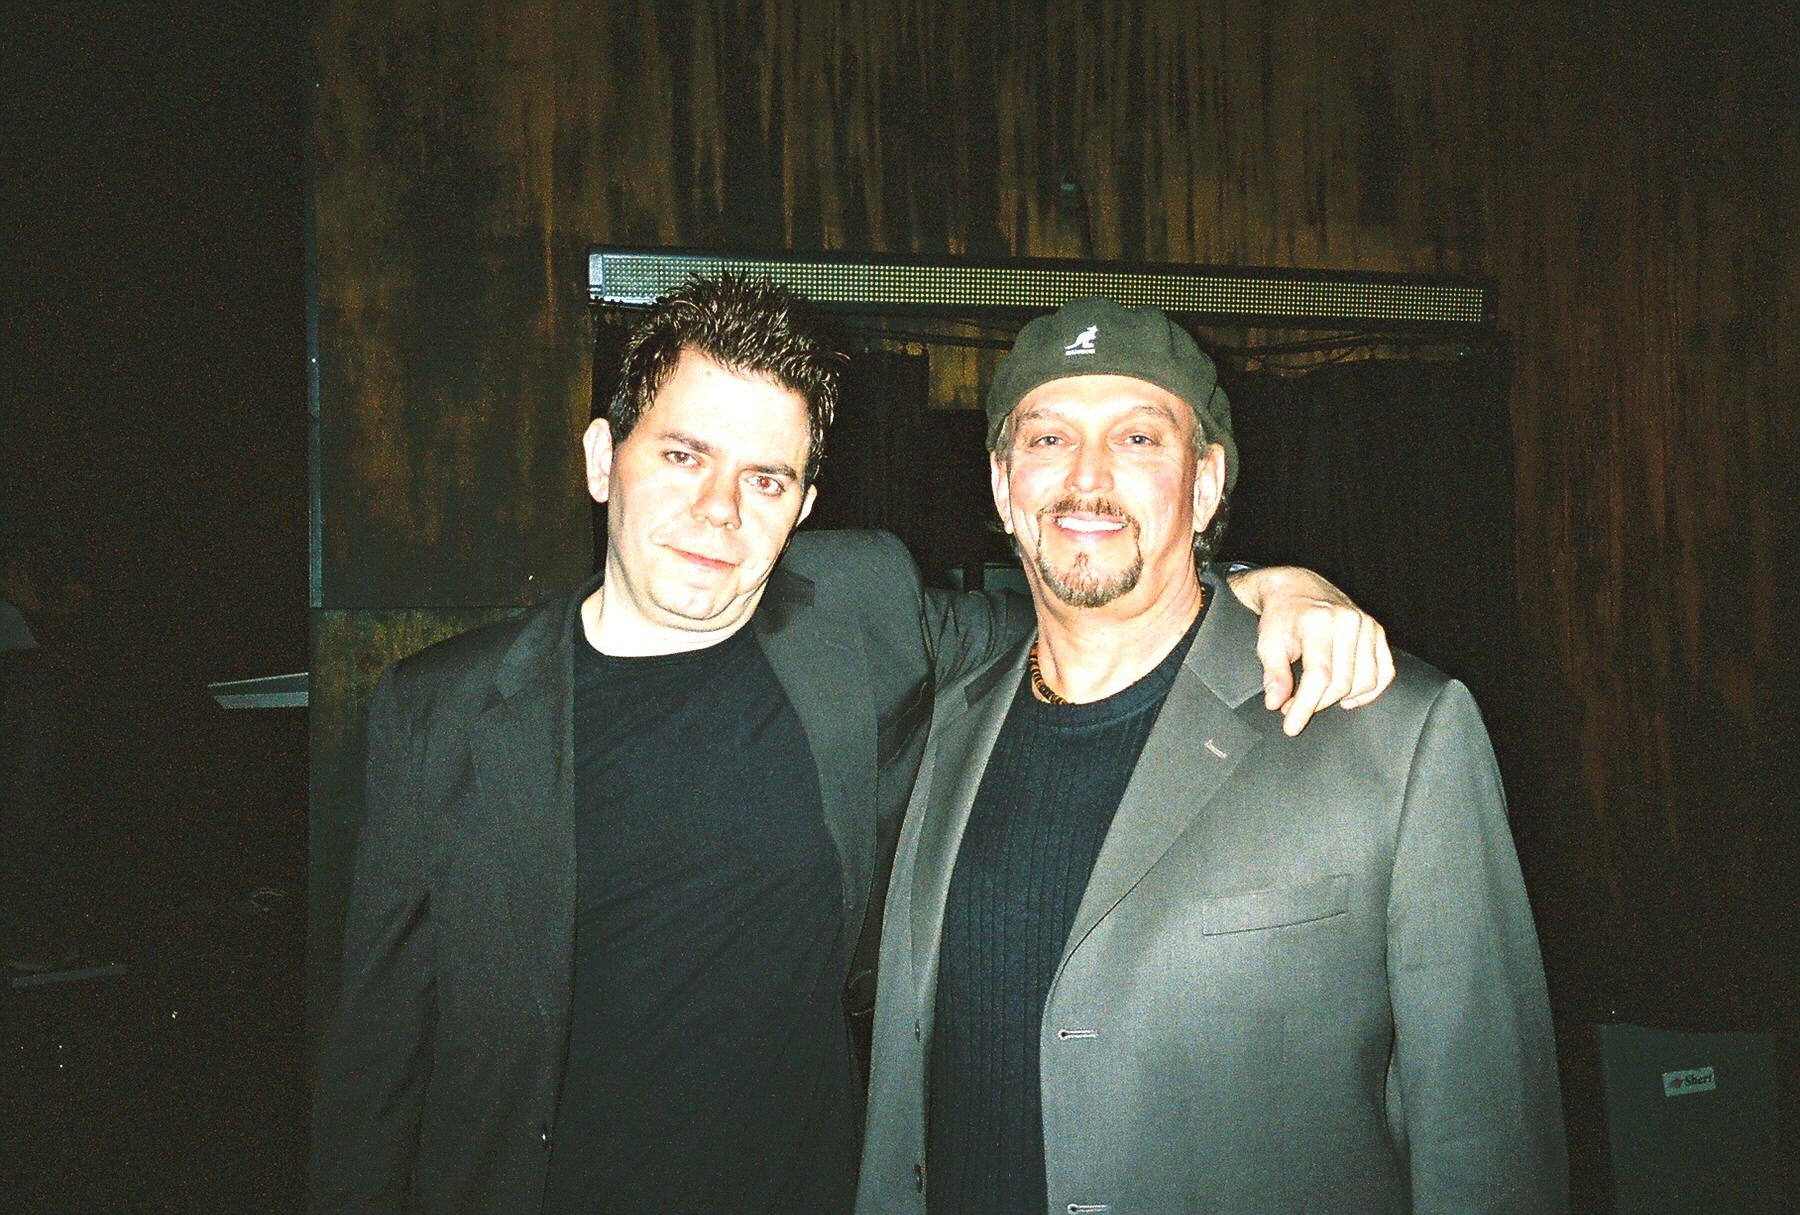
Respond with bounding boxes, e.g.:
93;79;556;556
542;622;857;1215
927;608;1205;1215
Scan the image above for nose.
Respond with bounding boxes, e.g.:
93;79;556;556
1067;441;1113;495
693;470;742;529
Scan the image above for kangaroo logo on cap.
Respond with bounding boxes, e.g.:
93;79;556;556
1063;325;1098;356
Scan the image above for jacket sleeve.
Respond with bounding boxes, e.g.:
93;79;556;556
1385;679;1569;1213
920;585;1034;688
310;668;436;1214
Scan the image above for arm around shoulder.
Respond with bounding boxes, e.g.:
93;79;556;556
1224;564;1396;734
803;528;1032;687
921;582;1035;687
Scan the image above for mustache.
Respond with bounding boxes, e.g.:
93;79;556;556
1039;496;1136;527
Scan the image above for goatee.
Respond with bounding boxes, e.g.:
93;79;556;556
1030;496;1143;608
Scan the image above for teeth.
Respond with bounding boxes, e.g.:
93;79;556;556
1057;517;1125;533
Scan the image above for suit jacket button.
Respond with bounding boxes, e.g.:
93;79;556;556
539;1123;552;1152
914;1161;925;1192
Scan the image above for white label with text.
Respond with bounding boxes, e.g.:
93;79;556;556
1662;1066;1717;1097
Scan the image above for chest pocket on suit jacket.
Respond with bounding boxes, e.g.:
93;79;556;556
1199;873;1350;935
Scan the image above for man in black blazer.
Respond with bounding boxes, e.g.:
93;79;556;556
310;278;1393;1214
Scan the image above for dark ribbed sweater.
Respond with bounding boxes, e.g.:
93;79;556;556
926;609;1204;1215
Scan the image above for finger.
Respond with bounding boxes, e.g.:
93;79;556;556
1323;610;1357;708
1342;620;1395;709
1282;651;1330;736
1256;627;1298;711
1341;614;1379;705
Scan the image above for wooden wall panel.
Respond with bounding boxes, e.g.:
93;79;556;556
312;3;595;608
311;0;1798;1184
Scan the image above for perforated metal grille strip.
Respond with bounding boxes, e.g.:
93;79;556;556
589;249;1488;327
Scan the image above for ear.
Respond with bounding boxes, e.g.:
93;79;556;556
582;418;614;504
988;452;1015;534
1192;442;1227;535
796;483;817;528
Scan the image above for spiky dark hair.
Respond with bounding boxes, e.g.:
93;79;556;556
609;274;843;484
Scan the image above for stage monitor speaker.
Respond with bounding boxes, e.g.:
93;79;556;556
1596;1022;1781;1214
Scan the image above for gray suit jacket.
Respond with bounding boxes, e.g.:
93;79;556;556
858;568;1568;1214
311;531;1027;1215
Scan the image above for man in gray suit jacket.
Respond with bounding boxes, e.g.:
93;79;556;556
858;298;1568;1214
310;279;1394;1214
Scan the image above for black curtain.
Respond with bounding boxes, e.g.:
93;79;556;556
807;350;1004;589
1218;342;1520;727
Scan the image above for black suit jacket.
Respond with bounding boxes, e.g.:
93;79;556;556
310;531;1026;1215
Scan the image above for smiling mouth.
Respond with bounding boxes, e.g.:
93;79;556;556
1054;514;1128;535
1044;497;1134;538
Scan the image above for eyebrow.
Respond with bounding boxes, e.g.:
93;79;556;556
657;428;800;482
1017;402;1183;428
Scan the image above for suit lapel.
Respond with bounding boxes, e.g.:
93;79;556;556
754;564;875;955
1054;670;1259;974
459;562;878;1026
911;640;1031;1013
1056;569;1270;977
469;589;582;1023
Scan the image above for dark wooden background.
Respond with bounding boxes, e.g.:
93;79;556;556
308;2;1798;1202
